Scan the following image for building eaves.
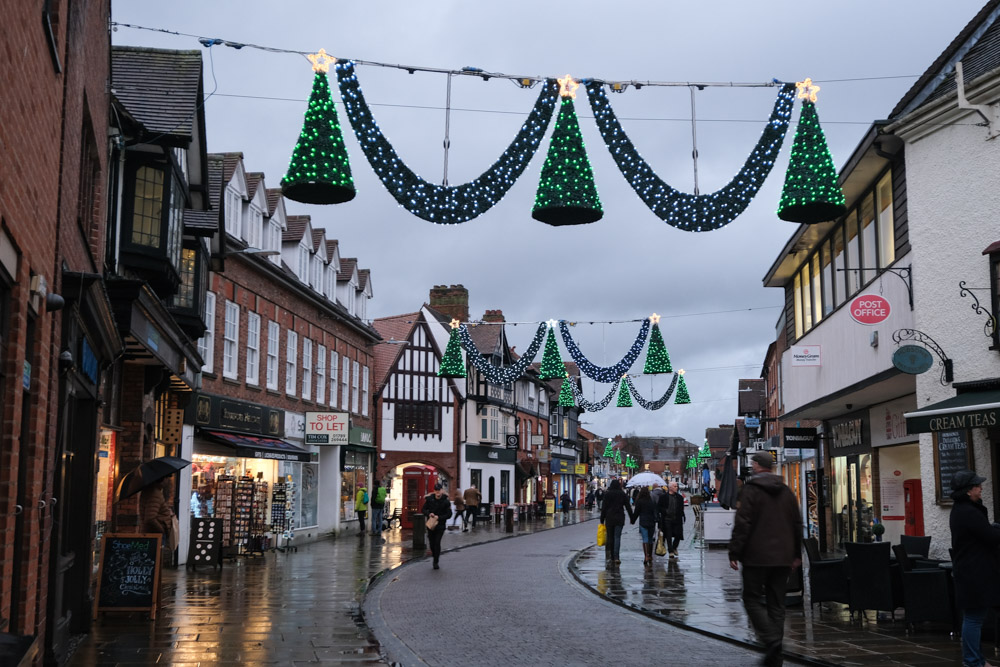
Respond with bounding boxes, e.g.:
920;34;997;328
111;46;202;143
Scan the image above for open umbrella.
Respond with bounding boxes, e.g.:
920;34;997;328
625;471;668;488
115;456;191;501
718;454;739;510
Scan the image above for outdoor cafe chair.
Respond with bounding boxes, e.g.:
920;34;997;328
892;543;957;634
899;534;932;559
803;537;850;611
845;542;903;622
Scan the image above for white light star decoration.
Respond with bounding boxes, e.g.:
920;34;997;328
796;78;820;103
557;74;579;99
307;48;336;73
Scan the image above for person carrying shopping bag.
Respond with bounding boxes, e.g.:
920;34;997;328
599;479;633;568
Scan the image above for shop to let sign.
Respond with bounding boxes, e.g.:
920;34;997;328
304;411;349;444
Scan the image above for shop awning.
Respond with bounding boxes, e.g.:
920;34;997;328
904;390;1000;433
199;429;313;462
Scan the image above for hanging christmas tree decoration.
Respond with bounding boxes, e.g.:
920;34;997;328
281;50;356;205
675;369;691;405
586;80;795;231
603;440;615;457
643;313;673;374
559;318;650;383
457;322;547;384
777;79;846;224
558;375;576;407
532;75;603;226
538;325;567;379
616;377;633;407
624;373;679;411
437;319;467;378
336;60;559;223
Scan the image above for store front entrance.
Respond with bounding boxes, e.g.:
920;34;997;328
832;453;874;547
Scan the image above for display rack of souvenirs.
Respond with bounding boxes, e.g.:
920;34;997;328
272;478;298;552
231;476;253;554
215;475;235;550
247;479;270;555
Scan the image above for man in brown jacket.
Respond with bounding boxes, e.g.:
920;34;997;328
462;485;481;531
728;451;802;667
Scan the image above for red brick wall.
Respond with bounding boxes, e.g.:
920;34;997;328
0;0;111;647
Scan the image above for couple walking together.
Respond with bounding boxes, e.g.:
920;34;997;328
599;479;685;566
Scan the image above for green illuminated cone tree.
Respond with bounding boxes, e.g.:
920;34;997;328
532;97;603;226
675;372;691;404
614;449;623;465
437;329;466;378
282;71;356;204
616;379;633;408
643;323;673;374
558;376;576;407
603;441;614;458
777;100;845;223
539;327;566;379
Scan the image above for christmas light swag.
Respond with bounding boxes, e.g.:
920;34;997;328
538;327;567;379
643;316;672;374
675;370;691;405
777;80;846;224
437;321;467;378
586;81;796;231
559;318;651;383
570;380;620;412
336;60;559;224
624;373;679;411
532;76;603;226
616;378;633;407
282;51;356;205
558;376;576;407
457;323;547;384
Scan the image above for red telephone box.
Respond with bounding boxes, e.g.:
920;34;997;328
903;479;924;536
401;466;438;529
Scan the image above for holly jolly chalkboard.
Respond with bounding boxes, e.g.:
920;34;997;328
95;533;162;618
933;429;974;505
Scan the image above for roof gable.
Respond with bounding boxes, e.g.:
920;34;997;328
283;215;310;243
111;47;204;143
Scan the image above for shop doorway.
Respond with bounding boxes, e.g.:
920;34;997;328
833;454;874;547
401;466;437;529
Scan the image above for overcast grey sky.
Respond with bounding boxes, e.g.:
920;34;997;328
113;1;983;446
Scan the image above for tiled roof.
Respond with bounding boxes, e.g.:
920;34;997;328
424;305;452;326
283;215;309;243
246;172;264;200
891;0;1000;119
111;47;202;140
467;323;502;357
337;258;358;282
325;239;339;260
706;426;732;452
358;269;370;291
206;155;224;210
311;228;326;252
737;379;765;414
220;152;244;188
184;153;224;235
265;188;283;216
372;313;419;388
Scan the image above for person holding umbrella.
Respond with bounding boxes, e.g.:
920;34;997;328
141;477;176;559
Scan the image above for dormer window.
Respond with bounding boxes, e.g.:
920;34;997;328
325;265;335;299
267;218;282;264
246;204;263;249
311;256;322;291
298;242;310;283
225;186;241;237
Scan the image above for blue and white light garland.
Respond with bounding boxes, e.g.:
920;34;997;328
585;81;796;231
559;318;650;383
570;380;620;412
336;60;558;224
624;373;679;410
457;322;547;384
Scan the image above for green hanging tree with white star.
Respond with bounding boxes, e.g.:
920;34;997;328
558;376;576;407
675;371;691;404
437;326;466;378
643;318;672;374
539;326;566;380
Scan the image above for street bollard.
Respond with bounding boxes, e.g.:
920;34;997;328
505;507;514;532
411;514;425;550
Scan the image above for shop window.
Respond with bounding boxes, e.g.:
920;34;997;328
340;354;349;410
394;402;441;435
223;300;240;379
329;351;339;407
198;292;216;373
266;321;279;390
316;344;326;404
302;339;312;401
246;312;260;385
285;331;298;396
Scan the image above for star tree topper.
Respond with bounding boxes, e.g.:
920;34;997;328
308;48;337;73
558;74;579;99
649;313;661;325
796;78;820;103
450;318;461;329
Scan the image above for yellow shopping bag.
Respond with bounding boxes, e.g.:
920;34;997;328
596;523;607;547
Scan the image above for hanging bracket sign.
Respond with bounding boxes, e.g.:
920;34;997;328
892;345;934;375
850;294;891;325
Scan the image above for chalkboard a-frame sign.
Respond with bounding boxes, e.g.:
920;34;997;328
933;429;974;505
94;533;162;619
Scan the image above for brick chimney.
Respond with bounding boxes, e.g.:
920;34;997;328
429;284;469;323
482;309;505;323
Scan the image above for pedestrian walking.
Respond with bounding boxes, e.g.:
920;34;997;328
595;487;605;511
370;481;387;536
560;490;572;519
451;489;466;529
463;485;481;530
355;485;369;534
585;489;595;511
422;482;452;570
728;451;802;667
659;481;686;558
949;469;1000;667
630;487;658;566
599;479;633;567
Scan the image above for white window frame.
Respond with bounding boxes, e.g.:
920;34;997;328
298;242;310;283
266;321;279;390
362;365;370;417
247;205;263;249
225;187;241;236
351;360;360;414
329;350;339;407
316;344;327;405
198;292;216;373
286;330;298;396
246;312;261;385
222;300;240;380
302;338;313;401
267;219;282;265
340;354;349;410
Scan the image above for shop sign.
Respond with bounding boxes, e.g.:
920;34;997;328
349;425;374;447
892;345;933;375
783;427;817;449
574;464;588;475
465;443;515;464
551;458;572;474
869;396;916;447
849;294;891;325
189;393;283;436
744;417;760;429
531;435;544;445
828;412;870;457
790;346;821;367
305;411;348;445
537;449;550;462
